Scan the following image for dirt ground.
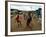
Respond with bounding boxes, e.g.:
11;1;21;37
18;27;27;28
11;14;42;32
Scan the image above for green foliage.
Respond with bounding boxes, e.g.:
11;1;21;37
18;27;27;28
36;8;42;18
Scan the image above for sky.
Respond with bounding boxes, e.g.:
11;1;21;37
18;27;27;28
10;3;42;11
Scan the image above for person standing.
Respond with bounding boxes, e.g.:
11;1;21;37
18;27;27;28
27;12;32;30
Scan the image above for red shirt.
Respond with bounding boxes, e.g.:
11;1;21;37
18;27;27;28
16;15;19;21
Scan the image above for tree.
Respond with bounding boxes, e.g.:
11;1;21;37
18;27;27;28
36;8;42;18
